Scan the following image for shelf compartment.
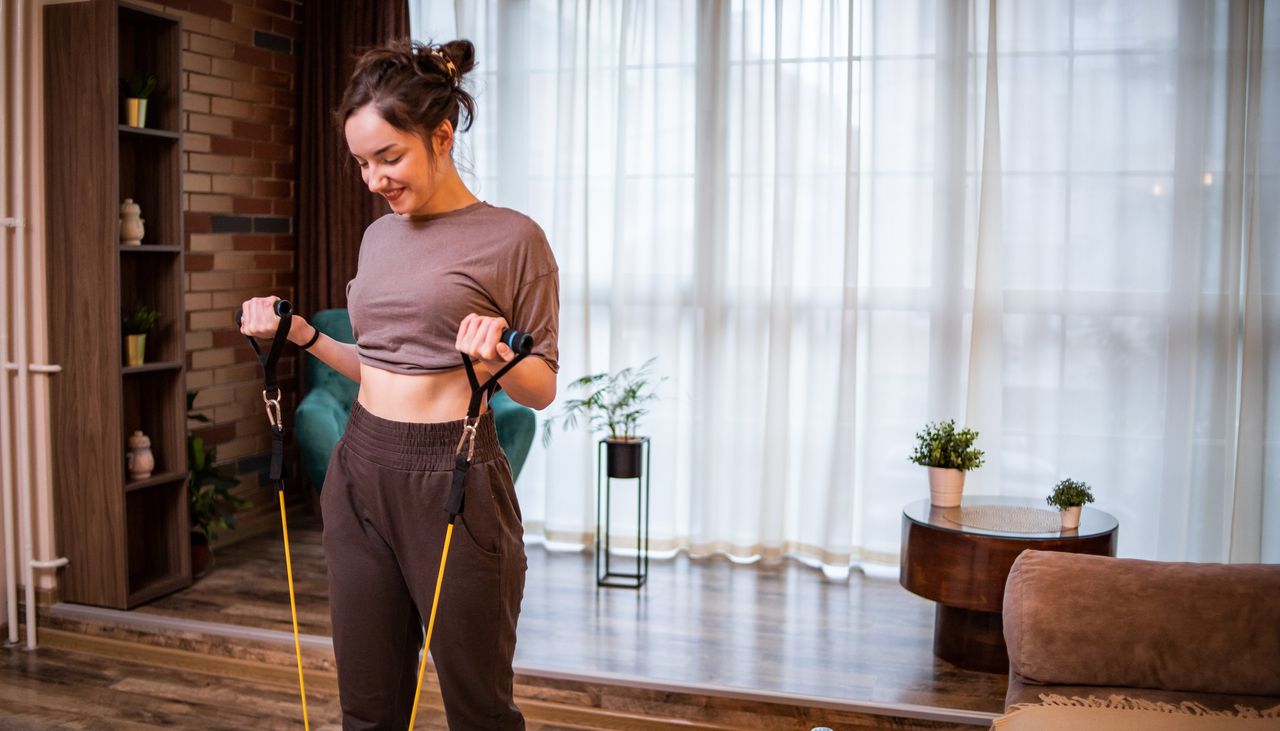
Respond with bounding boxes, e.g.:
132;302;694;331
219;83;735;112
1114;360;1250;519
120;252;182;365
118;131;181;249
118;3;181;133
125;479;190;606
121;367;184;479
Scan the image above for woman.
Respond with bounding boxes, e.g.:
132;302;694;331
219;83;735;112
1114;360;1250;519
239;38;558;731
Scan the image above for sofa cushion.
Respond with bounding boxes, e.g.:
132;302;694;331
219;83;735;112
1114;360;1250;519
1003;550;1280;696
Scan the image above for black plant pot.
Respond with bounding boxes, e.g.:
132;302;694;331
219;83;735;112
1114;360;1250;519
606;439;645;479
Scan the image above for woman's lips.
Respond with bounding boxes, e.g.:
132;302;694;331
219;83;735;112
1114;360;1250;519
383;188;404;202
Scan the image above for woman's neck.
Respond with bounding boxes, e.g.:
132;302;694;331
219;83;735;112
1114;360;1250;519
407;167;479;217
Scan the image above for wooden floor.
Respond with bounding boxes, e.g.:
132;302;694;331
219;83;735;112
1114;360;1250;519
6;515;1006;729
132;516;1007;715
1;631;985;730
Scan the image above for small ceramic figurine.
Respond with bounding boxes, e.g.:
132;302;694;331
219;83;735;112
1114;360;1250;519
126;430;155;480
120;198;145;245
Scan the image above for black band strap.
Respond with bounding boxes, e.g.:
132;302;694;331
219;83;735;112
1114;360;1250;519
449;350;529;520
299;327;321;350
238;305;292;489
460;352;528;422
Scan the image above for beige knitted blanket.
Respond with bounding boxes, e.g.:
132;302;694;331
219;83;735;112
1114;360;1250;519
993;694;1280;730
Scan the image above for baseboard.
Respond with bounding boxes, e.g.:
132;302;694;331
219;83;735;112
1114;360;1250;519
44;603;996;729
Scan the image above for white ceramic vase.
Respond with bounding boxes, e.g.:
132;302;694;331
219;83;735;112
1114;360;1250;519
927;467;965;507
1059;505;1082;530
120;198;145;245
126;430;154;480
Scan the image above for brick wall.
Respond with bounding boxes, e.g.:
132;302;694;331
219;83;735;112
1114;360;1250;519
133;0;305;544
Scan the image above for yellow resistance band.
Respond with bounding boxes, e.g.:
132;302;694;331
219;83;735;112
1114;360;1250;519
279;491;311;730
407;521;455;730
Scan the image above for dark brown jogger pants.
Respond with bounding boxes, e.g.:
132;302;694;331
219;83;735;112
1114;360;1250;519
321;400;527;730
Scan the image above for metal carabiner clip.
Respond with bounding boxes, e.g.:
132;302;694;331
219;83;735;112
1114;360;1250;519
262;389;282;428
454;418;479;462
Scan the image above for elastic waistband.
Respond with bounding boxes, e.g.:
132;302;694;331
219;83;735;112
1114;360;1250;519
342;400;503;471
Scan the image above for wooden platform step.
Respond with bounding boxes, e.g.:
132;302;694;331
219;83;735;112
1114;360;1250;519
37;604;994;730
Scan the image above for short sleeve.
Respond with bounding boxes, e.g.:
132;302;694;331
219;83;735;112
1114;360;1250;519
510;269;559;373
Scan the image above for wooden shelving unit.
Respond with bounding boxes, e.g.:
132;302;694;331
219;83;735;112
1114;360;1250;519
44;0;190;609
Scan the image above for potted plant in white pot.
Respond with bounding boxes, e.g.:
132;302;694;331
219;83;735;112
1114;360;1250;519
122;301;160;367
543;358;661;479
1046;478;1094;530
908;419;985;507
122;72;157;128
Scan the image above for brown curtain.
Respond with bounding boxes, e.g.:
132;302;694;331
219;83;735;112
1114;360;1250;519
297;0;408;316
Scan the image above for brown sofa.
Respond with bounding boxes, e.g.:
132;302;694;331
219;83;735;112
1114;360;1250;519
994;550;1280;729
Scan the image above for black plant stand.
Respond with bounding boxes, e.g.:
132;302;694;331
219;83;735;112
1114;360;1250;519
595;437;650;588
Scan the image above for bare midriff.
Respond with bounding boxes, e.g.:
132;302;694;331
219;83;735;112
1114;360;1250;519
355;361;494;423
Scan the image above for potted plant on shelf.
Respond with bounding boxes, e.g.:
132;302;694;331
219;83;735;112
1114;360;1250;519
122;302;160;367
542;357;661;479
1046;478;1094;530
908;419;985;507
187;391;251;578
122;72;157;128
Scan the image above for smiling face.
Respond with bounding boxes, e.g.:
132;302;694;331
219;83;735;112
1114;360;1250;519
344;103;453;216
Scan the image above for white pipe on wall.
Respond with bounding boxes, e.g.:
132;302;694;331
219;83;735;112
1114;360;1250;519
1;0;21;648
27;0;65;632
3;0;71;651
25;0;67;651
15;0;40;651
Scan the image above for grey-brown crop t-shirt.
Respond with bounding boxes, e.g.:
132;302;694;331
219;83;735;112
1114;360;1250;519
345;201;560;375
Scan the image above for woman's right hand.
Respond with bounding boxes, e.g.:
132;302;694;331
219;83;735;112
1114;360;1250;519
238;296;288;339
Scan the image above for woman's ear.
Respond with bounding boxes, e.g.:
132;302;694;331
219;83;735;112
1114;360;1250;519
433;120;455;157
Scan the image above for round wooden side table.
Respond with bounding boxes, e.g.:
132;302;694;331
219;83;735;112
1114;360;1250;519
899;496;1118;674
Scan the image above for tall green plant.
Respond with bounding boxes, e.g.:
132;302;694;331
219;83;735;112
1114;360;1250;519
187;391;250;542
908;419;986;471
542;358;662;445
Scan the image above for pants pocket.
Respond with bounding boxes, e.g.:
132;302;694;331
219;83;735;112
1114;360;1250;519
453;469;504;560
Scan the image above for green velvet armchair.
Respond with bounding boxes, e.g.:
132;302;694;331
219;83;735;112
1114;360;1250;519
295;309;536;490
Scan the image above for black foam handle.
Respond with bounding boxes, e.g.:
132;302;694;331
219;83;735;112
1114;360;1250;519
234;299;292;328
500;328;534;355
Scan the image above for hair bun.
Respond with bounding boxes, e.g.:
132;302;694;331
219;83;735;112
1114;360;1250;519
437;40;476;78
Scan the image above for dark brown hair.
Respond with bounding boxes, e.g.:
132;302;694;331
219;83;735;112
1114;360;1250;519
335;38;477;158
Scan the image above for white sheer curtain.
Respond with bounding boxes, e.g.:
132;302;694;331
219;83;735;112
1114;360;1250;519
410;0;1278;569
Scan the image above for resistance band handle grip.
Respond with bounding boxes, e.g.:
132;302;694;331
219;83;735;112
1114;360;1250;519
499;327;534;355
234;299;293;329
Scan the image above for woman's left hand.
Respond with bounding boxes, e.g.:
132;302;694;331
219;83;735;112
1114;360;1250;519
456;313;515;368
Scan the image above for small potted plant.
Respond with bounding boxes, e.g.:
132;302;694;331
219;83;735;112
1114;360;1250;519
122;302;160;366
908;419;985;507
122;72;157;128
543;358;661;478
187;391;251;577
1046;478;1094;530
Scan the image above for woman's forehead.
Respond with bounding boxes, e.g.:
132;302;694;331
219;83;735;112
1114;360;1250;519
345;107;414;156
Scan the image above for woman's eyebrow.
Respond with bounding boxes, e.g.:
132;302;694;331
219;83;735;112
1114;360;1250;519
352;143;400;160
